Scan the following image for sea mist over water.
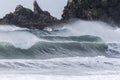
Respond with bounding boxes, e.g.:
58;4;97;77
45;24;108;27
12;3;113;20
62;20;120;42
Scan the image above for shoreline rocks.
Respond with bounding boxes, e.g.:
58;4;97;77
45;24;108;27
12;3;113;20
0;1;59;29
0;0;120;29
62;0;120;25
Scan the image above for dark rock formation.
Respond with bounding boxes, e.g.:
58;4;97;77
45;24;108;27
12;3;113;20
0;0;59;29
62;0;120;24
33;0;43;14
1;0;120;29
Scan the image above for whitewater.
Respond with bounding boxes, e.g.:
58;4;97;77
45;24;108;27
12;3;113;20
0;0;120;80
0;20;119;80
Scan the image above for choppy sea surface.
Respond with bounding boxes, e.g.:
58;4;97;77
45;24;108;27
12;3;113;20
0;20;120;80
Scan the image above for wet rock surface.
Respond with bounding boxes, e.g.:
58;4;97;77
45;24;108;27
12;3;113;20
0;1;59;29
1;0;120;29
62;0;120;25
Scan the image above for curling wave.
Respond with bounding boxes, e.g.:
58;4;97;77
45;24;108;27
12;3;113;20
0;20;119;59
0;35;108;59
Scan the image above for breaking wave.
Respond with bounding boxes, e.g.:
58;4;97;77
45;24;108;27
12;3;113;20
0;35;108;59
0;20;120;76
0;20;119;59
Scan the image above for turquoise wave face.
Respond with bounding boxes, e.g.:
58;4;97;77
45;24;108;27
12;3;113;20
40;35;103;42
0;35;108;59
0;20;120;59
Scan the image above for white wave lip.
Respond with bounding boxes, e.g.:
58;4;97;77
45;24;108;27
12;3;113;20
0;31;40;49
0;25;28;31
0;0;120;80
61;20;120;42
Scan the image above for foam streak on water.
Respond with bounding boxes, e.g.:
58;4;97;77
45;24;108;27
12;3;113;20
0;56;119;75
0;20;120;80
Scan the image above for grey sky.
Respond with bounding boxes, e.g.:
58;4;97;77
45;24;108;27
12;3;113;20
0;0;67;19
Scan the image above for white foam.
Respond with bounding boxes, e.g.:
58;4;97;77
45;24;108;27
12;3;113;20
55;20;120;43
0;25;28;31
0;74;120;80
0;56;119;75
0;57;119;80
0;31;40;49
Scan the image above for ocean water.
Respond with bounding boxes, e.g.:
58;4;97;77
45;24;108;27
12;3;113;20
0;20;120;80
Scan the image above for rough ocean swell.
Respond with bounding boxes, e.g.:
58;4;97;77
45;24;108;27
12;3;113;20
0;20;120;78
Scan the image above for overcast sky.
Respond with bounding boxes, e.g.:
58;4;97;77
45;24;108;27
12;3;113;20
0;0;67;19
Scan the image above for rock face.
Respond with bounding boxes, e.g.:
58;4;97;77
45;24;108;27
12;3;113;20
0;1;59;29
1;0;120;29
62;0;120;24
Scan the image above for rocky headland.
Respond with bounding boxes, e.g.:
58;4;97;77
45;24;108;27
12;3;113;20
0;0;120;29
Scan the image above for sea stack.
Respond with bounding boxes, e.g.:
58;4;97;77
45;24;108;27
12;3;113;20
0;0;59;29
0;0;120;29
33;0;43;14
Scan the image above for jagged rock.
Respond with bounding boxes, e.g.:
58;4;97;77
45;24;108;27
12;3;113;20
1;0;120;29
33;0;43;14
62;0;120;25
62;0;80;20
0;1;59;29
